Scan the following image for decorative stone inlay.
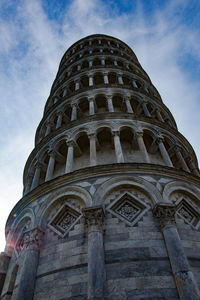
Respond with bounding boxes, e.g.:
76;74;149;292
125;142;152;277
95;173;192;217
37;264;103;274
107;192;150;226
153;203;176;228
19;228;44;252
48;203;81;237
176;199;200;228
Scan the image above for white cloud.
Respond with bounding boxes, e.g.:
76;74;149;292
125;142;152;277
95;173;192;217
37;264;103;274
0;0;199;250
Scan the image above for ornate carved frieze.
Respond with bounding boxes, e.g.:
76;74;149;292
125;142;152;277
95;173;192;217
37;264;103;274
107;192;150;226
48;203;81;237
153;202;176;228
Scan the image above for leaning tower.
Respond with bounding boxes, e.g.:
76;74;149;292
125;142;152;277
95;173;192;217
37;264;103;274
1;34;200;300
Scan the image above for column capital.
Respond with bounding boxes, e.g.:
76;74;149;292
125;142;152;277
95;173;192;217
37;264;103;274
106;94;112;100
66;139;75;147
56;110;63;116
20;228;44;252
47;148;56;157
82;206;105;228
46;121;53;127
71;102;78;108
35;161;43;169
135;130;144;137
112;130;120;137
88;132;96;139
155;135;164;144
153;202;176;228
124;95;131;101
88;96;95;102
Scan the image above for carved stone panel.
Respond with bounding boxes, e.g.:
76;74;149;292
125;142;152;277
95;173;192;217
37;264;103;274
107;192;150;226
176;199;200;228
48;203;81;237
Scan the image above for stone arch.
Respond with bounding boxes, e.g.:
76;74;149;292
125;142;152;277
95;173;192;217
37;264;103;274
38;186;92;227
95;94;108;113
93;176;162;206
96;126;115;165
163;181;200;204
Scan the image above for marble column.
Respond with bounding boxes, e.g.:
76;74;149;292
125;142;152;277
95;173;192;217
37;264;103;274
153;203;200;300
106;96;114;112
14;228;44;300
45;122;52;136
77;65;81;71
103;73;109;84
75;80;80;91
89;74;94;87
0;252;11;295
88;133;97;166
101;58;105;66
53;97;59;104
65;141;74;173
174;146;190;172
136;131;150;163
71;103;78;121
23;173;34;195
187;158;200;176
157;137;173;167
125;96;133;113
31;162;42;190
132;79;137;88
117;74;123;85
63;89;67;97
113;131;124;163
156;109;164;122
83;206;105;300
89;60;93;68
45;150;55;181
142;102;151;117
88;97;95;115
113;60;118;66
56;112;63;129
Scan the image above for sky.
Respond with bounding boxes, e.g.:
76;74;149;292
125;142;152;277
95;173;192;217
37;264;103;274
0;0;200;251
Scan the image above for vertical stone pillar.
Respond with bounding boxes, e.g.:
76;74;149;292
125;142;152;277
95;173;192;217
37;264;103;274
124;96;133;113
53;97;59;104
63;89;67;97
136;131;150;163
77;65;81;71
117;74;123;85
24;173;34;195
45;150;55;181
45;122;52;136
103;73;109;84
153;203;200;300
113;60;118;66
89;74;94;86
113;131;124;163
142;101;151;117
186;157;200;176
83;206;105;300
156;137;173;167
106;96;114;112
132;79;137;88
65;141;74;173
71;103;78;121
56;111;63;129
0;252;11;295
89;60;93;68
31;162;42;190
88;97;95;115
14;228;44;300
156;109;164;122
88;133;97;166
101;58;105;66
75;80;80;91
174;146;190;172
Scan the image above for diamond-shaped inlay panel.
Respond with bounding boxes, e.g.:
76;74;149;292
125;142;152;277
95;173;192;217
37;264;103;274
48;204;81;237
107;192;150;226
176;199;200;228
